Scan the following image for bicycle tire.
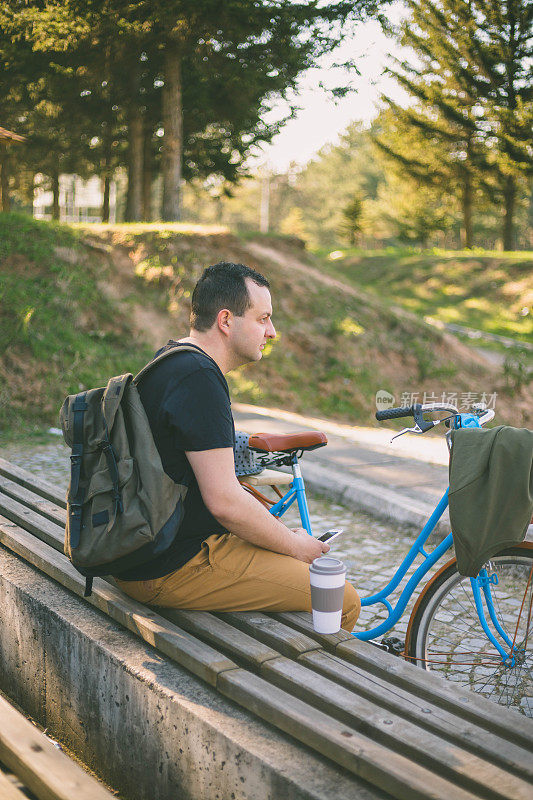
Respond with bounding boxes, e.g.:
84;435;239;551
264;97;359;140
406;544;533;716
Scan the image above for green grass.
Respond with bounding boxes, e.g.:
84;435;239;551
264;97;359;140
0;213;154;438
314;247;533;346
2;218;531;439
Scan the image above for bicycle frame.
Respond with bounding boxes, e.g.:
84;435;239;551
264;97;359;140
266;413;517;660
354;491;452;641
269;453;313;534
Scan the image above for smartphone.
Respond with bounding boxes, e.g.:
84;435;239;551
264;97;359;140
318;528;343;543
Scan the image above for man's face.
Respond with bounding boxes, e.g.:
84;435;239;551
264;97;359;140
229;278;276;364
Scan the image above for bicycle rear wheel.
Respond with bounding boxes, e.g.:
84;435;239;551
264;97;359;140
406;544;533;716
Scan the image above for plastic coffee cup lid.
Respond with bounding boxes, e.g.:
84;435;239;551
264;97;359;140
309;556;346;575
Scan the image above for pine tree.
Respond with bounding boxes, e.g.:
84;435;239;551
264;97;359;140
339;196;364;245
0;4;93;218
75;0;383;221
380;0;532;249
6;1;383;222
378;0;495;248
454;0;533;249
292;121;385;247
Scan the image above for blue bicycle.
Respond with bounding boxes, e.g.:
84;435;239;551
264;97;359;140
239;402;533;716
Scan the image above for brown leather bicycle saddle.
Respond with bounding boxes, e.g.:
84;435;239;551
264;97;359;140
248;431;327;453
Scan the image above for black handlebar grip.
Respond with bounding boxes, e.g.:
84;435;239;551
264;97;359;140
375;405;414;421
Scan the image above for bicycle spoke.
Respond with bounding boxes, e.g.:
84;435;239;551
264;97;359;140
408;549;533;716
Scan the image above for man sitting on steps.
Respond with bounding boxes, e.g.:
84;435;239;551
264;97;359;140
114;261;360;631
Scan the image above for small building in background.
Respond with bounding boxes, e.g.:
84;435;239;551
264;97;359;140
33;174;117;223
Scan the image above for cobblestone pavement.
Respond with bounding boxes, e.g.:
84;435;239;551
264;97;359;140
1;437;441;641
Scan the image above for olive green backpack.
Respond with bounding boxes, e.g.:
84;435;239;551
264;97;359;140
59;344;199;596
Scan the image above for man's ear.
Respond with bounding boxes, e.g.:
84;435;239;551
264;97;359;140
216;308;232;336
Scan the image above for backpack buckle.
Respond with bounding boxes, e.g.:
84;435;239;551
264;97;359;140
114;493;124;515
71;442;83;461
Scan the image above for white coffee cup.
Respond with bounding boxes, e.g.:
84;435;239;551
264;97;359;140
309;556;347;634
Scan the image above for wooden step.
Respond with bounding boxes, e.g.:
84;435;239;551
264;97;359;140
4;518;532;799
1;459;533;800
0;458;66;508
0;693;114;800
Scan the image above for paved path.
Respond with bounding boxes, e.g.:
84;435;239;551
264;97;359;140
233;402;451;533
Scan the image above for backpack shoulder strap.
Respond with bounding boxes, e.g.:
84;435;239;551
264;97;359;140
132;342;209;385
100;345;207;430
68;391;88;550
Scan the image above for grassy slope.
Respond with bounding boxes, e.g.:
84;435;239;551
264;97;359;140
1;215;531;441
313;248;533;345
0;214;154;438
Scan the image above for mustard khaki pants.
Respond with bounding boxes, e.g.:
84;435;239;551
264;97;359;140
115;533;360;632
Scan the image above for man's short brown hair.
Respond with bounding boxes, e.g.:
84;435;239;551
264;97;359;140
190;262;270;332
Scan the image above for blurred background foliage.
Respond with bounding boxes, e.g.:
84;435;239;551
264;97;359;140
0;0;531;250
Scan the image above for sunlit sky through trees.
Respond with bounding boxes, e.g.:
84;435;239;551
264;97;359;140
255;2;409;170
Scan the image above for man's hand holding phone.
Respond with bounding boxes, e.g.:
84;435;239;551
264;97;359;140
290;527;329;562
288;527;343;563
317;528;343;544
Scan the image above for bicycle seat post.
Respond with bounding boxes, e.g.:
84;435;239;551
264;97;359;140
290;451;313;536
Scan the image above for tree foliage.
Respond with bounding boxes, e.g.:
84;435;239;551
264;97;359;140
182;111;531;250
287;121;385;246
0;0;383;220
379;0;533;249
339;196;364;244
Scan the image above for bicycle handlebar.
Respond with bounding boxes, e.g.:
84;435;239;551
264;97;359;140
375;402;495;427
375;406;414;421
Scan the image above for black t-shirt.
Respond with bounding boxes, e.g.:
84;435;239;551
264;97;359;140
114;343;235;580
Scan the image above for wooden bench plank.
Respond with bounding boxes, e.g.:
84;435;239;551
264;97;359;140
0;518;238;687
0;459;66;508
0;522;487;800
219;611;533;780
161;609;281;667
0;491;65;554
259;658;531;800
276;611;352;649
0;694;114;800
218;670;485;800
0;475;66;528
159;610;533;797
275;611;533;751
297;650;533;781
335;637;533;753
219;610;322;657
0;770;31;800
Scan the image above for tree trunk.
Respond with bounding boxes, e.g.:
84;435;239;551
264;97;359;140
101;129;113;223
460;172;473;249
0;150;11;212
502;174;516;251
260;173;270;233
161;48;183;221
142;123;153;222
51;166;60;220
125;107;144;222
102;176;111;223
26;172;36;213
